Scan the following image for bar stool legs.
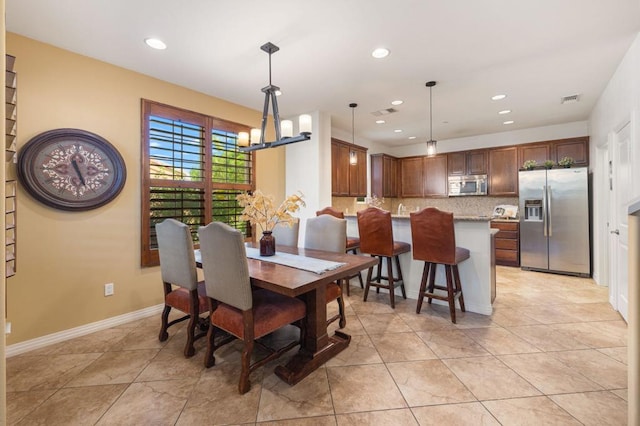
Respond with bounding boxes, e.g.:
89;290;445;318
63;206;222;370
345;247;364;296
416;262;465;323
363;254;407;308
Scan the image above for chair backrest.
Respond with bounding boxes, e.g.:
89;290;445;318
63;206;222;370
305;215;347;253
357;207;394;256
155;218;198;291
316;206;344;219
410;207;456;264
198;222;253;311
271;219;299;247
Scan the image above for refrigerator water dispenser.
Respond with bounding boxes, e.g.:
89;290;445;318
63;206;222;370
524;199;543;222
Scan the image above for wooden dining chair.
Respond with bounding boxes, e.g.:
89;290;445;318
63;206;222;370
198;221;306;394
271;218;299;247
305;214;347;328
155;218;208;358
316;206;364;294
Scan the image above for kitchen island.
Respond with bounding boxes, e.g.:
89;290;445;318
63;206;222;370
345;214;496;315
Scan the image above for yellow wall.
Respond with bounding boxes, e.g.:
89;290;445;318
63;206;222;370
5;33;285;345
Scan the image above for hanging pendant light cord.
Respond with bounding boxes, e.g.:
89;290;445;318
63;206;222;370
349;102;358;145
425;81;436;142
352;107;355;144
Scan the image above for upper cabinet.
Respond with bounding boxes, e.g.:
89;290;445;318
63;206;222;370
399;154;447;198
488;146;518;196
447;149;487;176
518;137;589;168
399;157;423;197
553;137;589;166
371;153;398;198
423;155;448;197
331;138;367;197
366;136;588;200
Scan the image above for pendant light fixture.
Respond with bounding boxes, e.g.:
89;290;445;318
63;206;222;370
349;103;358;165
425;81;437;157
238;42;312;152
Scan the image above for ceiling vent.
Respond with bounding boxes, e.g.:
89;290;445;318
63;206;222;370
560;94;581;104
371;108;398;116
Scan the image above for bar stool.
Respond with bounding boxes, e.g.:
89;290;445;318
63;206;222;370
410;207;470;323
356;207;411;308
316;206;364;294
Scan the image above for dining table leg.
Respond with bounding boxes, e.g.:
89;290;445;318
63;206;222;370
274;284;351;385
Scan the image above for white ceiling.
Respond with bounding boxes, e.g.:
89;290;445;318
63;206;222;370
6;0;640;147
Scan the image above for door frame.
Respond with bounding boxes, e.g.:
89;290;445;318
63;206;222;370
608;118;632;317
595;143;610;288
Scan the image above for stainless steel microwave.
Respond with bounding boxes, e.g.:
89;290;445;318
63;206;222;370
448;174;487;196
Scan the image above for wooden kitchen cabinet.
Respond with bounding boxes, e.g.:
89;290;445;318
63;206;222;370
488;146;518;196
518;143;550;169
352;149;368;196
371;153;398;198
423;155;448;197
553;137;589;166
399;154;447;197
518;137;589;168
400;156;424;197
331;138;367;197
448;149;487;176
491;220;520;266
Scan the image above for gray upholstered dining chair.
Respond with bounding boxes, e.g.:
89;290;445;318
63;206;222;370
271;218;299;247
198;221;306;394
316;206;364;294
305;214;348;328
155;218;208;358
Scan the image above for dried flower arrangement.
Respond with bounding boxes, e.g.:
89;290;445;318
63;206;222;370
237;190;305;233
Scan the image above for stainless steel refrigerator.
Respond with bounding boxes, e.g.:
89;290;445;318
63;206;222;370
519;166;590;277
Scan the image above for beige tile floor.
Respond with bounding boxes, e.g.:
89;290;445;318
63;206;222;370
6;266;629;425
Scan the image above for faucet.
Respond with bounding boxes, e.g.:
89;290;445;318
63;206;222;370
397;203;404;216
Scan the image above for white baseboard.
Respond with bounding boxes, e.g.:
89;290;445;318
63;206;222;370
6;304;164;358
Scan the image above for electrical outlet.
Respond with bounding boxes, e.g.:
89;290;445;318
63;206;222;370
104;283;114;296
5;322;11;334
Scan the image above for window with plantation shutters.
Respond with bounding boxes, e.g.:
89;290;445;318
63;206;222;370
141;100;255;266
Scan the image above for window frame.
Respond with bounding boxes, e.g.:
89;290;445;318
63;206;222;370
141;99;255;266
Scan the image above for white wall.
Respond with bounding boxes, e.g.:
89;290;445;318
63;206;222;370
589;33;640;286
286;111;331;244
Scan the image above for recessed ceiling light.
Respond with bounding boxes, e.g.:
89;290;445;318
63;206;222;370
394;129;402;133
503;120;514;125
391;100;403;106
498;109;511;115
491;94;507;101
275;90;282;96
372;48;390;59
408;136;417;140
144;38;167;50
375;120;385;124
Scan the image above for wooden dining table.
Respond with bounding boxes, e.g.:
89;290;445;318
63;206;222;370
196;244;377;386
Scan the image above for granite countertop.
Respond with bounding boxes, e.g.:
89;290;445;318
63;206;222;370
344;213;492;222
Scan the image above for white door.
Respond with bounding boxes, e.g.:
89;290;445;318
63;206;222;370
610;122;631;321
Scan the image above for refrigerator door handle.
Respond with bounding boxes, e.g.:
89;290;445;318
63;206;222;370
542;185;548;237
547;185;552;236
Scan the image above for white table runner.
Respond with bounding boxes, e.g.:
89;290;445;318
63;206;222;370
195;247;346;275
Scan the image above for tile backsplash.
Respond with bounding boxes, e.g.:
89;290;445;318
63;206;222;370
332;196;519;217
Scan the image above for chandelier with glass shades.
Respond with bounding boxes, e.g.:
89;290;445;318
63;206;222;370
238;42;312;152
